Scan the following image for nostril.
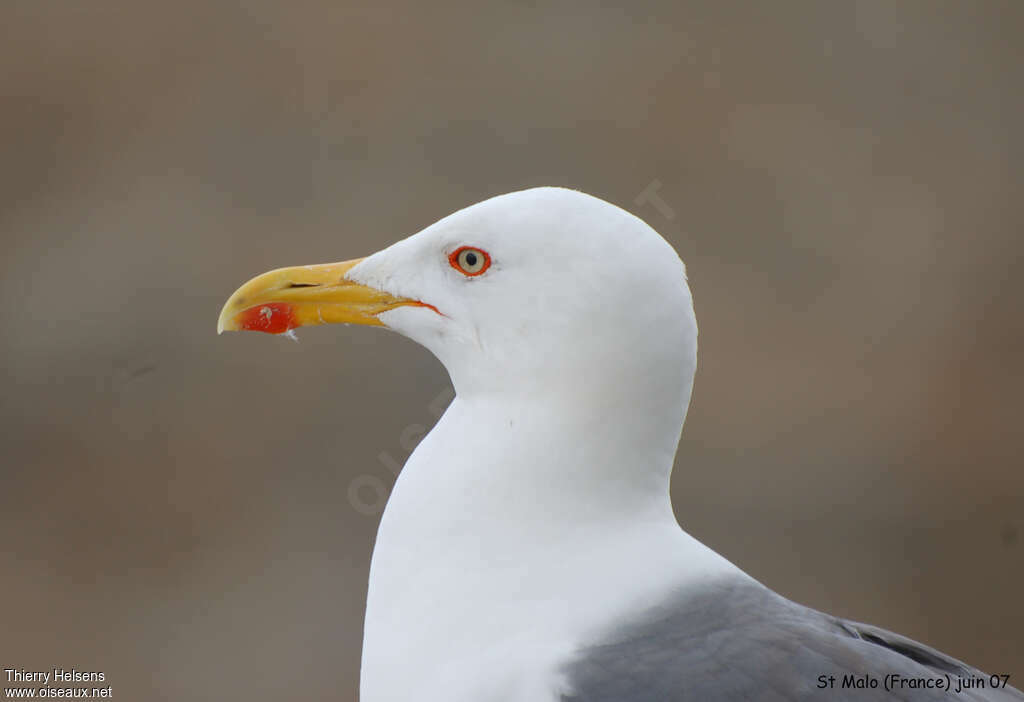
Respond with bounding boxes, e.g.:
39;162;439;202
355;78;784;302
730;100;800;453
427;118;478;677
286;282;319;288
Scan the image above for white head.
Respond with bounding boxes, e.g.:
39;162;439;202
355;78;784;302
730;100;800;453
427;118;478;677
348;188;696;412
219;186;698;465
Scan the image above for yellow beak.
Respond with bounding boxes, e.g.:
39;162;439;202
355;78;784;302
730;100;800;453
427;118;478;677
217;258;429;335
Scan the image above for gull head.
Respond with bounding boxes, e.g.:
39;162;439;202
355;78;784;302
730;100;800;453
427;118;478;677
218;187;697;407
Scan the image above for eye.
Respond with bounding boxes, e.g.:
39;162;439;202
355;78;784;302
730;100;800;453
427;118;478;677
449;246;491;277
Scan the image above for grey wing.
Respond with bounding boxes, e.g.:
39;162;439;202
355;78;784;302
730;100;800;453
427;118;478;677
561;577;1022;702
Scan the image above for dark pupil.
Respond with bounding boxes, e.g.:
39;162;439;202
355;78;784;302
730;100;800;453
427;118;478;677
464;252;478;267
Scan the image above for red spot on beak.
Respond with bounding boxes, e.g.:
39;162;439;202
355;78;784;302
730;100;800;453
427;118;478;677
236;303;297;334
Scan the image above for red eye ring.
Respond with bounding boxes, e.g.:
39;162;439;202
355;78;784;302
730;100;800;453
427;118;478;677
448;246;491;277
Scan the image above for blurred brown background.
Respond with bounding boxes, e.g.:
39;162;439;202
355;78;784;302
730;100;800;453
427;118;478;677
2;1;1021;699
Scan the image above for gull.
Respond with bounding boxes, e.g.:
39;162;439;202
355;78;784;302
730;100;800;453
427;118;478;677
218;187;1021;701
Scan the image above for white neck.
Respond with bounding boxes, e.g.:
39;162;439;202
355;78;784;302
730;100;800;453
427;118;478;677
359;392;743;701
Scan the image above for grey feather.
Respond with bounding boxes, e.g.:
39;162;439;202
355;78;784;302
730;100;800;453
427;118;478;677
561;577;1022;701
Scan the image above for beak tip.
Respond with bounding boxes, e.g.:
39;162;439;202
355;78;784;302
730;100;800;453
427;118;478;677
216;307;233;335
